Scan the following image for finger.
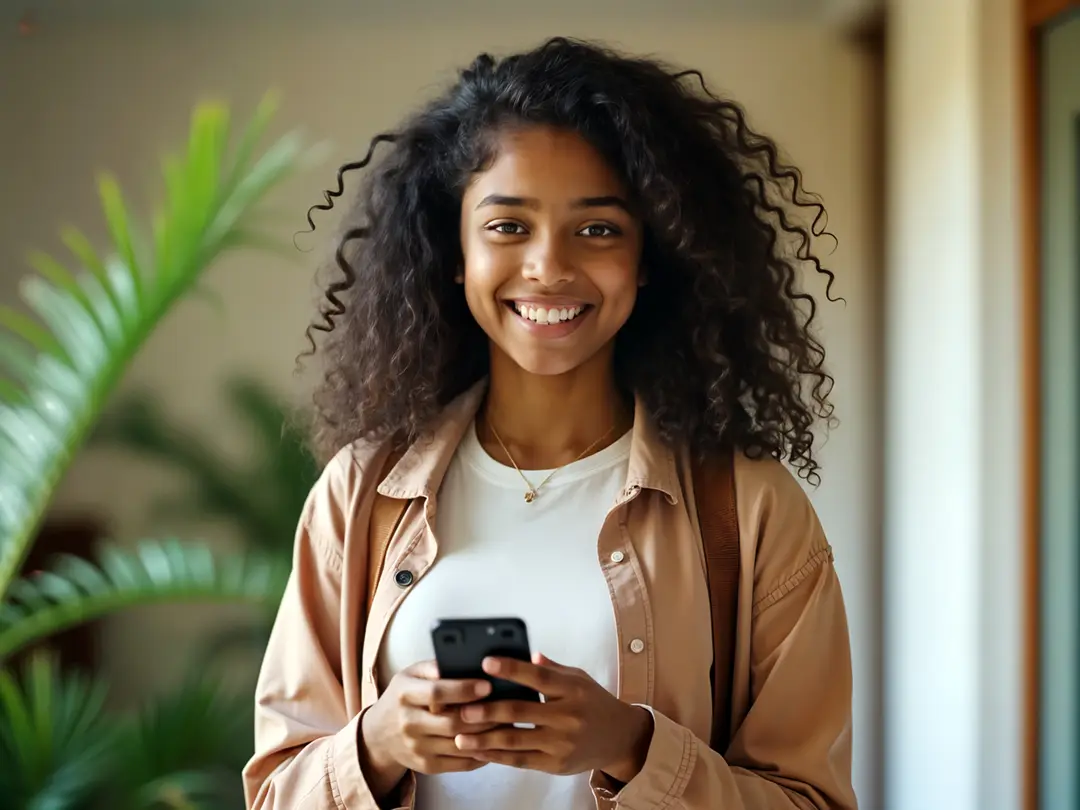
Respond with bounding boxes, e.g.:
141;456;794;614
414;754;489;774
459;699;568;728
410;732;493;758
471;750;559;772
403;659;440;680
454;725;560;755
533;652;587;677
417;709;502;738
482;657;567;696
401;676;492;708
532;652;565;669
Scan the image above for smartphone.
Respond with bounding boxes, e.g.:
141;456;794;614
431;617;541;703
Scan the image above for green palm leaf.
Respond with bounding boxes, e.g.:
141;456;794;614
0;653;117;810
0;655;258;810
0;94;304;601
0;540;290;661
90;392;278;545
90;378;318;556
109;673;253;810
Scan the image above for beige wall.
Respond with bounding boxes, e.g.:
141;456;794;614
0;12;879;804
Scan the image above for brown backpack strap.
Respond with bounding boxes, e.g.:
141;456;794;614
691;451;741;753
365;451;410;616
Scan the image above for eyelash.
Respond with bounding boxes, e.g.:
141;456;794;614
485;222;622;237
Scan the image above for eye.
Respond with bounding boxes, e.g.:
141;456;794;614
486;221;528;236
578;223;620;238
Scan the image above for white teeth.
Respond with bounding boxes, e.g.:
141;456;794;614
513;303;585;324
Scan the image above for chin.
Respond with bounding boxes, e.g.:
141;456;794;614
503;348;594;378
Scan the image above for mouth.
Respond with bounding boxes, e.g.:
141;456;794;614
505;301;592;326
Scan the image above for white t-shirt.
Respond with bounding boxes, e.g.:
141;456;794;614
378;422;631;810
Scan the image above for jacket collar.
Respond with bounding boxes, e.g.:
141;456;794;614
376;379;680;505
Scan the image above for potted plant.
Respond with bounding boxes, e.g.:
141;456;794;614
0;94;306;809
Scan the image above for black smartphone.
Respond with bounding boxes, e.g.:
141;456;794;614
431;617;541;703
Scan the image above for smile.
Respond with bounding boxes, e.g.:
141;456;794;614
508;301;590;325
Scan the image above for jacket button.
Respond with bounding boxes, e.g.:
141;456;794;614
629;638;645;654
394;569;414;588
610;551;625;563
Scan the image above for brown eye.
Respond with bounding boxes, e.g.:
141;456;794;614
578;223;619;238
488;222;527;235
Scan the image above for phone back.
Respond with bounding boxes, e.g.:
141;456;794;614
431;617;541;703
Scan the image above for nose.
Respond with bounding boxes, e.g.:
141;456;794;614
521;235;574;287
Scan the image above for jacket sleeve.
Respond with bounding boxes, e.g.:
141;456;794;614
242;452;391;810
612;555;857;809
609;459;858;810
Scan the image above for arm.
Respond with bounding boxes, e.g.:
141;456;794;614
611;552;857;809
242;456;393;810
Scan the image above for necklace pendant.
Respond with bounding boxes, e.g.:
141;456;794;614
524;490;537;503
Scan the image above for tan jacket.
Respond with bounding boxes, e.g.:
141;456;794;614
243;383;858;810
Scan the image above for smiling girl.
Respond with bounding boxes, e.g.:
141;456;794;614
243;38;857;810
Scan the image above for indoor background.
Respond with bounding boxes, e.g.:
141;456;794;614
0;1;1074;809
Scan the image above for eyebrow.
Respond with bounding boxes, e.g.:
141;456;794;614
475;194;631;212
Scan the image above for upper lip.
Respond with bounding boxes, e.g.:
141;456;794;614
505;296;591;308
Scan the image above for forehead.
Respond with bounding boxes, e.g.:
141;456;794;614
463;126;627;202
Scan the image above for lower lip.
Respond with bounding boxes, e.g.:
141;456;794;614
508;305;590;338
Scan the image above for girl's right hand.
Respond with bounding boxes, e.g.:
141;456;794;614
359;659;496;797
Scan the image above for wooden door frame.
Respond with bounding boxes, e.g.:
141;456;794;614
1020;2;1079;809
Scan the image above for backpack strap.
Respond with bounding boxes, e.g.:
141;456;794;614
365;451;410;617
690;451;741;753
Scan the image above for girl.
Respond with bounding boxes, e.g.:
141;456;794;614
244;37;857;810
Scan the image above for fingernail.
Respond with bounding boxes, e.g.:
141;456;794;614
455;735;476;750
474;681;491;697
461;706;483;722
482;657;501;675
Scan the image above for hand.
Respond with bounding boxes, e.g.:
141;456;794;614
452;653;654;781
359;660;499;798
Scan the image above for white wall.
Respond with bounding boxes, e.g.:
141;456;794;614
884;0;1023;808
0;11;880;804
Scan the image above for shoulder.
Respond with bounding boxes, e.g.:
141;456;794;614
298;438;391;548
732;452;834;610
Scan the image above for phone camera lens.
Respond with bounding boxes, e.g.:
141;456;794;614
441;630;463;645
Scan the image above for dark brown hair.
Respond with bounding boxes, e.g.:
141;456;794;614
301;37;839;482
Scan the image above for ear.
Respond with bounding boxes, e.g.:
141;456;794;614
454;273;465;284
637;266;648;287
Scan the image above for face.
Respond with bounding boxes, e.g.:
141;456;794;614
459;126;644;378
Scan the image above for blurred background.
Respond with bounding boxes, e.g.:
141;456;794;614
0;0;1074;808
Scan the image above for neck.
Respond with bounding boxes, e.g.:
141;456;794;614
479;347;632;471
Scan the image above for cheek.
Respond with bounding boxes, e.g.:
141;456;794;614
462;245;512;315
588;254;641;306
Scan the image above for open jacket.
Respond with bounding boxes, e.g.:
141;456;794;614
243;383;858;810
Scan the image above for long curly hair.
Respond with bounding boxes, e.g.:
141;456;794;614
301;37;839;482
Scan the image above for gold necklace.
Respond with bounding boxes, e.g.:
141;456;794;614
485;419;616;503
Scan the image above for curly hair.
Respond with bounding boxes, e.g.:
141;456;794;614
300;37;838;483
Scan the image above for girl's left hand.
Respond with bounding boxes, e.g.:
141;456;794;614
453;653;653;781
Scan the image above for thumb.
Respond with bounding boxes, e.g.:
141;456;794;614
404;659;440;680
